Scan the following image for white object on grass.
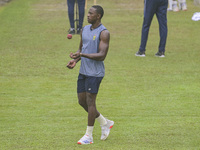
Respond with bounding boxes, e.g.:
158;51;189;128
192;12;200;21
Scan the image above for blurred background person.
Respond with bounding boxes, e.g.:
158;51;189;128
67;0;85;34
135;0;168;57
168;0;187;11
178;0;187;10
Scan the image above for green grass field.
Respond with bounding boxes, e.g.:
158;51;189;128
0;0;200;149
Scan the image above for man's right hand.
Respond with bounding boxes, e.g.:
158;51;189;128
66;60;76;69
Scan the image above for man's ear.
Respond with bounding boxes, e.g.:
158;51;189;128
97;14;101;19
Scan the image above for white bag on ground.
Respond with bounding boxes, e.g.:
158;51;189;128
192;12;200;21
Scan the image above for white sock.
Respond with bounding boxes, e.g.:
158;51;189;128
86;126;94;137
96;114;107;126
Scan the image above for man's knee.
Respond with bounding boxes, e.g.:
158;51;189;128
86;93;97;107
78;92;86;106
78;99;86;107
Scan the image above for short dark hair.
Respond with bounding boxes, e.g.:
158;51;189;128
92;5;104;19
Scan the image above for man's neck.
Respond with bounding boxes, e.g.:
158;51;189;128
91;21;101;30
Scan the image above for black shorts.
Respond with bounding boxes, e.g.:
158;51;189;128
77;74;103;94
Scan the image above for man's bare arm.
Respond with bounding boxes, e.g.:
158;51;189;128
80;30;110;61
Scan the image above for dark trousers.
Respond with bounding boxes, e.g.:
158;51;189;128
139;0;168;52
67;0;85;29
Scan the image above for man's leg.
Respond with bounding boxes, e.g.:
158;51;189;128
135;0;157;57
135;0;156;57
77;76;114;144
78;92;107;126
79;92;100;127
84;92;100;138
172;0;179;11
67;0;75;34
86;92;99;126
168;0;173;11
77;76;100;145
77;0;85;30
78;92;87;112
178;0;187;10
77;92;100;145
77;93;95;145
156;0;168;53
78;92;101;118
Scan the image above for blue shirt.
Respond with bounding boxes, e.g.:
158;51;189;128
79;24;107;77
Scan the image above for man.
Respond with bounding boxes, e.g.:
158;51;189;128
67;0;85;34
67;5;114;145
135;0;168;57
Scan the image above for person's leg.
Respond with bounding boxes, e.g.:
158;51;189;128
77;0;85;29
78;92;101;119
77;82;94;144
67;0;75;33
86;76;114;141
182;0;187;11
86;92;99;126
172;0;179;11
77;75;114;144
77;75;100;145
78;92;87;111
168;0;173;11
178;0;187;10
77;77;106;125
139;0;157;52
77;74;88;112
86;92;114;141
156;0;168;53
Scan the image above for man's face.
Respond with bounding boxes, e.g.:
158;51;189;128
87;7;99;24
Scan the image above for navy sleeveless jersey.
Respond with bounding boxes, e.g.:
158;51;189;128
79;24;107;77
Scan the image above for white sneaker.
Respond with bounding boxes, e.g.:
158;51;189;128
167;8;173;11
100;119;114;140
77;134;93;145
172;2;179;12
182;3;187;11
173;6;179;12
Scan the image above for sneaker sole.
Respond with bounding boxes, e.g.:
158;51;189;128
135;54;145;57
155;55;165;58
77;141;93;145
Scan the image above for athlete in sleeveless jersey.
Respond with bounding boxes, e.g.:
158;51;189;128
79;24;107;77
67;5;114;145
